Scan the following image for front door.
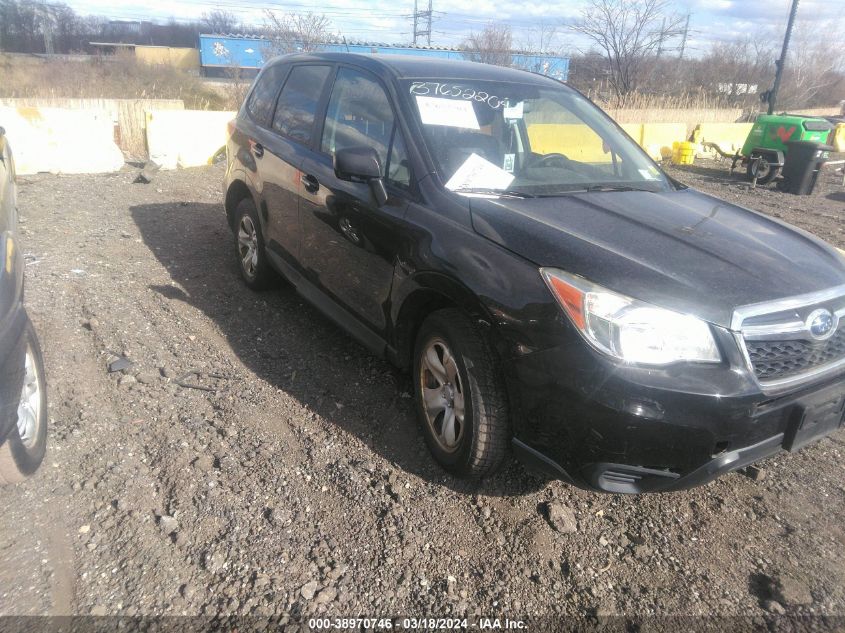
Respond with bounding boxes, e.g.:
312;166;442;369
298;66;413;335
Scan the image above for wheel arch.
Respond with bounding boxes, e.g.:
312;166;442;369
224;178;256;231
390;272;499;371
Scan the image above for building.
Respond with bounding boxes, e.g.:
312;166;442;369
198;34;570;81
89;42;200;71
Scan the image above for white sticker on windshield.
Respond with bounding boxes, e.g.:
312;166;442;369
638;168;659;180
503;154;515;173
445;153;515;192
416;96;480;129
503;101;524;120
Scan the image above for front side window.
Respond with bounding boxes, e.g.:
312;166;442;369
271;65;331;144
386;130;411;189
245;64;287;126
402;79;672;196
321;67;395;170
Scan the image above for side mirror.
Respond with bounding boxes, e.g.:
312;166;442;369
334;146;388;206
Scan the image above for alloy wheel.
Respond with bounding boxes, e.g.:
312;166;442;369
419;338;466;453
16;344;42;449
238;215;259;278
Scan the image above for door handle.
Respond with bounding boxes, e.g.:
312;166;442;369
301;173;320;193
250;141;264;158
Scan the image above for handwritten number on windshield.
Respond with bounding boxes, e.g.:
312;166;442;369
410;82;503;109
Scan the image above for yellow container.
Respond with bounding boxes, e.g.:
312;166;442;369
672;141;695;165
832;123;845;154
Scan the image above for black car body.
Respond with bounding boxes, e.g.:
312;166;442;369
224;53;845;493
0;127;48;484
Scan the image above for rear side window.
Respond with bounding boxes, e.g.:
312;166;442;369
246;65;287;126
271;65;331;144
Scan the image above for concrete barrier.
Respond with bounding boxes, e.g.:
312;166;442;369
832;123;845;154
695;123;754;158
619;123;644;145
145;109;236;170
640;123;687;161
0;106;124;175
527;123;610;162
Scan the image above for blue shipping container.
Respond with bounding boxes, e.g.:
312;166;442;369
199;35;569;81
200;35;268;69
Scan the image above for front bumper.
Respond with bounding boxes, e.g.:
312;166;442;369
507;338;845;493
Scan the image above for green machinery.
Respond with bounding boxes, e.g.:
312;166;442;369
739;114;834;184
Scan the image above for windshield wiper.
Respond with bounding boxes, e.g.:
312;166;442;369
558;184;657;194
452;187;536;198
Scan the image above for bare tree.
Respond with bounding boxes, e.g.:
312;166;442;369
461;23;513;67
689;34;776;106
519;21;562;53
262;10;333;58
201;9;240;35
570;0;685;104
776;19;845;108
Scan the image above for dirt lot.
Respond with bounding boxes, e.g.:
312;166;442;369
1;159;844;627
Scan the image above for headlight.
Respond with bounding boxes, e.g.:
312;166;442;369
541;268;721;366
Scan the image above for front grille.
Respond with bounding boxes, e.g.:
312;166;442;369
746;328;845;381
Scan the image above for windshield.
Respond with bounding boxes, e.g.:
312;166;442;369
403;78;672;196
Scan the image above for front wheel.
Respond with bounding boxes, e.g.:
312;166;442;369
0;320;48;485
412;309;510;478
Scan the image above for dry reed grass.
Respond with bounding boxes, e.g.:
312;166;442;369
0;52;230;110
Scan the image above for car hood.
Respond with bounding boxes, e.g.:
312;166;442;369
469;188;845;328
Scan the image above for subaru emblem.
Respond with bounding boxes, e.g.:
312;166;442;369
806;308;837;341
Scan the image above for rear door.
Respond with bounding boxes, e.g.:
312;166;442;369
262;64;333;266
236;63;298;258
298;65;413;335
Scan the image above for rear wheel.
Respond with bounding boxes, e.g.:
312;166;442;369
412;309;510;478
234;198;277;290
0;321;48;485
746;154;780;184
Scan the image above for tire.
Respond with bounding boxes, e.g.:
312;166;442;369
233;198;278;290
0;320;48;485
412;308;510;478
746;154;780;185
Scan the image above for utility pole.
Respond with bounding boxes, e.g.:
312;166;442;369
767;0;799;114
678;13;690;60
412;0;432;46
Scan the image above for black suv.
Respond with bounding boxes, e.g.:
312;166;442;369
224;54;845;493
0;127;48;484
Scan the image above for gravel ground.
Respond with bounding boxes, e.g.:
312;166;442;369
1;159;844;627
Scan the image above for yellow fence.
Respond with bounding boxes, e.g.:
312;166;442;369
145;109;236;169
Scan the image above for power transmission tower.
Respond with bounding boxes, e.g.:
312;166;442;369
412;0;433;46
678;13;691;60
655;17;666;58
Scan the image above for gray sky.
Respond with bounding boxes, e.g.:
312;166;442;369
64;0;845;55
